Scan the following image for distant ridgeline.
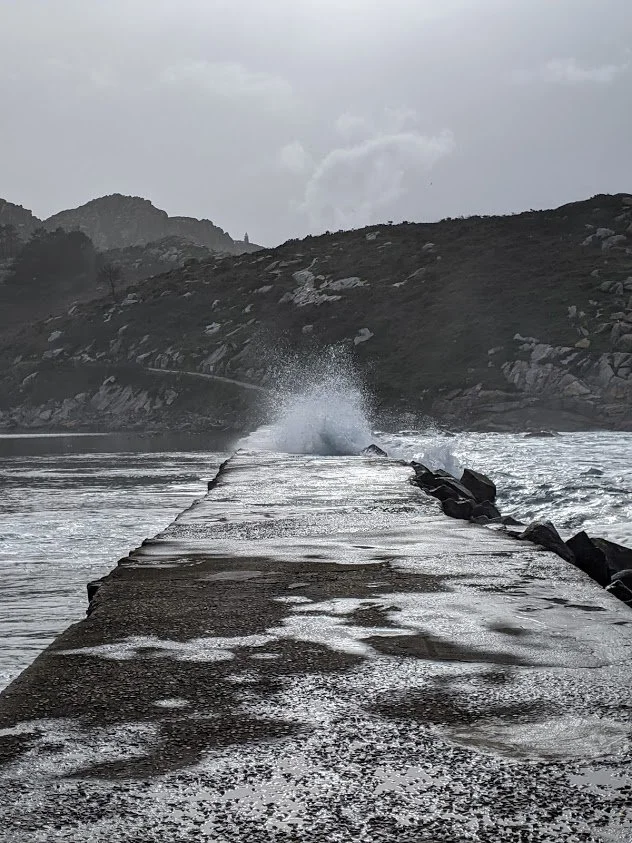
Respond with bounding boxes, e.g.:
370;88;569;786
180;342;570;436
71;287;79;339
1;192;632;433
0;193;260;331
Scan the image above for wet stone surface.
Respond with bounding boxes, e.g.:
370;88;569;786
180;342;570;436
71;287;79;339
0;452;631;841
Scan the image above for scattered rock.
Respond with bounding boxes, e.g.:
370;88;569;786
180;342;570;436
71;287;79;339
441;498;474;520
519;521;575;563
362;444;388;457
460;468;497;503
615;334;632;353
566;531;611;586
328;277;365;291
590;537;632;576
605;569;632;606
47;330;62;343
354;328;374;345
499;515;525;527
602;235;627;251
430;478;476;502
292;269;315;285
20;372;38;389
471;500;501;520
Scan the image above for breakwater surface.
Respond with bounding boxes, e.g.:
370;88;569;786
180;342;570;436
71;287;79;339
1;431;631;693
0;449;631;842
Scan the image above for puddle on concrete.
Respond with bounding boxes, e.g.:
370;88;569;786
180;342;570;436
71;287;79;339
443;715;630;761
61;633;275;662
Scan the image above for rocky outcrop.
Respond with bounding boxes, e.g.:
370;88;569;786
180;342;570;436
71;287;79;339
0;198;40;239
43;194;249;253
101;236;217;282
500;338;632;424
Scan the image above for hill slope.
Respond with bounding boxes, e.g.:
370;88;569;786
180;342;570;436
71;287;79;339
2;193;632;432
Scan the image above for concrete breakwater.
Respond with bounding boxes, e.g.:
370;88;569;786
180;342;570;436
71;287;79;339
0;451;631;842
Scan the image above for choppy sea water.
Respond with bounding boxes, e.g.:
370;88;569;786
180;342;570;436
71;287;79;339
0;434;228;692
0;429;631;692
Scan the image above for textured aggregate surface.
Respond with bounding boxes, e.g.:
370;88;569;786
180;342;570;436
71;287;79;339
0;452;631;841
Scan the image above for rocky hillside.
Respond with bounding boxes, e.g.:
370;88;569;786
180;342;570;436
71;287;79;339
43;194;257;254
0;198;39;240
0;194;261;342
2;193;632;433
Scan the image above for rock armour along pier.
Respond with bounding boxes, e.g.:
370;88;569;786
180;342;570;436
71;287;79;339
0;452;631;842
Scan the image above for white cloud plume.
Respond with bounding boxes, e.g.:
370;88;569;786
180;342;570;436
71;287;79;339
162;60;294;109
300;128;455;230
278;141;313;175
335;113;373;141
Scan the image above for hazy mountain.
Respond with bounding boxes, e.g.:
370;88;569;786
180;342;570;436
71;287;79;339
43;194;258;254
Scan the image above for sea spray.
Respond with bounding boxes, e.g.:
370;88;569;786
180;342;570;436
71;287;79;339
378;428;463;477
239;347;373;455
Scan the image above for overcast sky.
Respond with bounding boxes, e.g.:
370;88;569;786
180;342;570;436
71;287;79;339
0;0;630;245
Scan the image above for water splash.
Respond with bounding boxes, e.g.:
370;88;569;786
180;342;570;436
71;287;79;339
379;428;462;477
239;348;373;455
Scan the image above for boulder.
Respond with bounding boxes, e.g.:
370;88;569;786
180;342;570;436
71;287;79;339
615;334;632;353
362;444;388;457
590;537;632;576
602;235;627;250
605;570;632;606
441;498;474;520
565;531;611;586
519;521;575;563
412;466;455;490
471;501;501;520
425;477;476;502
460;468;497;503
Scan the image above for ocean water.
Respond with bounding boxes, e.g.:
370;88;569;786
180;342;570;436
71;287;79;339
0;434;229;692
0;427;631;693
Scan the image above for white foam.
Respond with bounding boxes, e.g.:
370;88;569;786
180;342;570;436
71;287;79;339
239;348;373;455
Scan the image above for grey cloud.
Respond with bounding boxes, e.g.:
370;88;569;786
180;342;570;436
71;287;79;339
543;58;629;84
0;0;630;245
161;61;295;110
516;57;629;85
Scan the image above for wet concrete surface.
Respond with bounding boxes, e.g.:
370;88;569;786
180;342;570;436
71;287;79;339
0;451;631;841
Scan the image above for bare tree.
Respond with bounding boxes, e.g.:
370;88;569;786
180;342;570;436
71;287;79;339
97;262;123;303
